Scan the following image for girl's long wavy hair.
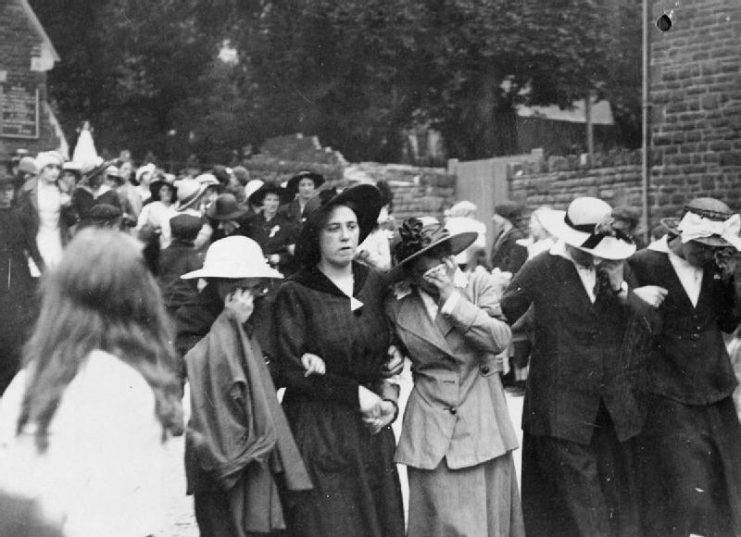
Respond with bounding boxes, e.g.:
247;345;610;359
17;228;183;451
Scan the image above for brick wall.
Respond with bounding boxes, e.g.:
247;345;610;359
649;0;741;217
0;0;60;164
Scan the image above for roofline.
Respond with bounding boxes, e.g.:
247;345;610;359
19;0;60;62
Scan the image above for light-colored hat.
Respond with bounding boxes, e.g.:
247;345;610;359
539;197;636;260
18;156;38;175
195;173;220;188
661;197;741;250
181;236;283;280
244;179;264;202
104;165;124;182
35;151;64;171
135;163;156;183
174;178;206;212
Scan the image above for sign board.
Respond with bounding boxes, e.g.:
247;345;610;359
0;84;39;139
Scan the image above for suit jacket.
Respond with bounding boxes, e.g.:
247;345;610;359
490;227;528;274
628;247;740;404
386;270;518;470
501;251;648;445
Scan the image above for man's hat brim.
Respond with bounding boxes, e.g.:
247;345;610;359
540;209;636;260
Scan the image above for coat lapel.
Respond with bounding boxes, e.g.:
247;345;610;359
395;292;452;356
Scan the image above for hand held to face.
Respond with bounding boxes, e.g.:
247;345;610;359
223;289;255;324
596;259;625;291
423;256;457;302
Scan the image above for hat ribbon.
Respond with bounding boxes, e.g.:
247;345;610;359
564;214;633;249
677;212;741;249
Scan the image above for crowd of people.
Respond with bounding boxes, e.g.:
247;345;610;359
0;147;739;537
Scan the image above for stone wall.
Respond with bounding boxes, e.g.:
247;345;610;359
649;0;741;216
0;0;61;163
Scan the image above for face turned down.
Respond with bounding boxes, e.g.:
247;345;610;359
319;205;359;268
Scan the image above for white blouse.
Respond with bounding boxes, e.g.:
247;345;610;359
0;350;172;537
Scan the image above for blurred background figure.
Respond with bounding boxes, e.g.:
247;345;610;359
0;170;42;396
0;228;183;537
357;180;395;271
281;170;325;232
444;200;488;271
516;206;555;260
490;201;528;275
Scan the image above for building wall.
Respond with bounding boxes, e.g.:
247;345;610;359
649;0;741;216
0;0;60;164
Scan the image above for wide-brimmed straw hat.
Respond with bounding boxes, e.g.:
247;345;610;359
181;236;283;280
539;197;636;260
389;216;478;280
206;193;249;221
660;197;741;249
287;170;325;194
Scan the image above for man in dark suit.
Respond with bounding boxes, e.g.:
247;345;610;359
628;197;741;537
501;196;663;537
489;201;528;274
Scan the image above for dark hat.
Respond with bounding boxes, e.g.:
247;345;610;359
494;201;525;221
87;203;123;227
295;184;383;266
149;179;174;201
211;165;232;186
206;193;248;221
287;170;325;194
661;197;739;248
232;166;250;186
169;214;202;242
248;182;292;206
389;217;478;280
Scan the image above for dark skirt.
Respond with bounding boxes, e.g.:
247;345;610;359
637;394;741;537
282;396;405;537
521;403;640;537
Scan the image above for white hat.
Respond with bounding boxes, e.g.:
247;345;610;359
539;197;636;260
135;163;156;183
244;179;264;201
181;236;283;280
174;179;206;211
35;151;64;171
195;173;220;187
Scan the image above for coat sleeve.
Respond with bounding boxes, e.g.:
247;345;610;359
440;272;512;355
274;284;361;408
501;256;538;324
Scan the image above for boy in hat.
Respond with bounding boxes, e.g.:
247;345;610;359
501;196;663;537
627;197;741;537
158;214;204;318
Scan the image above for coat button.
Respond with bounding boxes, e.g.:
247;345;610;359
481;366;490;375
449;407;457;415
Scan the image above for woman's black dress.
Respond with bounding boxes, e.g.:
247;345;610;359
273;262;404;537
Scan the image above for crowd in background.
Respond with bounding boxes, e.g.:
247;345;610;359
0;146;740;537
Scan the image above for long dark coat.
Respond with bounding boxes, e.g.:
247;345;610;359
0;209;41;393
273;263;405;537
628;245;741;537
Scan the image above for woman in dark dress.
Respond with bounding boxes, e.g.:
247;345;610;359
273;184;405;537
246;183;297;276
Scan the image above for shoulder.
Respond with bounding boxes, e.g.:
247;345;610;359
629;248;664;267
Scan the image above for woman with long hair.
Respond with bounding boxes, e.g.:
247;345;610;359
0;228;183;537
273;184;405;537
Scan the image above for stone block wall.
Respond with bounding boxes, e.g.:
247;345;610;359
649;0;741;216
0;0;60;163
